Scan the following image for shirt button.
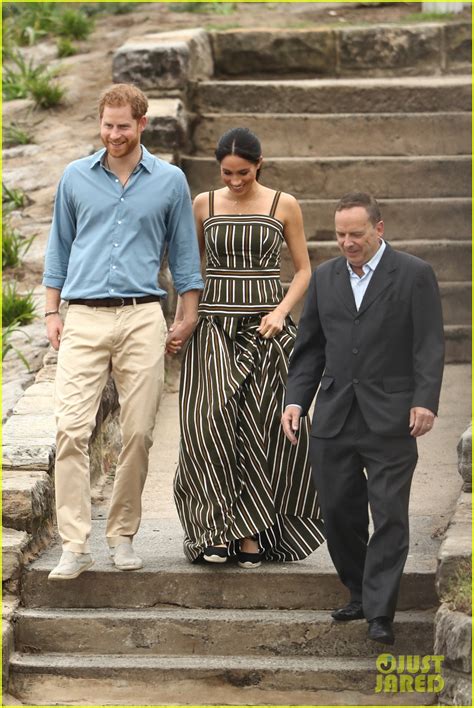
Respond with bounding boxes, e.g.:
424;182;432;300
120;198;124;202
353;378;359;384
114;243;119;247
112;266;117;270
111;288;115;292
115;179;119;183
117;220;122;224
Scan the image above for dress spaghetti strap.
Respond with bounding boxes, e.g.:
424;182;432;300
269;191;281;218
208;190;215;218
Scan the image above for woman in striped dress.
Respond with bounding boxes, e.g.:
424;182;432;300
171;128;325;567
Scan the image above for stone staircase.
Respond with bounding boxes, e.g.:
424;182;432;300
9;520;439;706
183;74;471;361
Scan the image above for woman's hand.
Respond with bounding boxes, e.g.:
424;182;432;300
257;308;286;339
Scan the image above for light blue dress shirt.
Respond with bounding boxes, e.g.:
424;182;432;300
347;239;386;310
43;146;204;299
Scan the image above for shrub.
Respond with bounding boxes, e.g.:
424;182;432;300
2;319;31;367
53;8;93;40
2;217;36;268
2;280;37;327
3;122;33;147
57;37;76;58
2;50;65;108
3;183;27;210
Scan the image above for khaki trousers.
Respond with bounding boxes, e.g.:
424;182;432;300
54;302;166;553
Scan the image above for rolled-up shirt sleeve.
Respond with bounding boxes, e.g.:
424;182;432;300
42;169;76;290
166;171;204;295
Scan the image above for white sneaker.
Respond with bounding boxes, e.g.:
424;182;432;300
110;542;143;571
48;551;94;581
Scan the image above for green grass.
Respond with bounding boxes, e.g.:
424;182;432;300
405;11;457;23
2;217;36;268
3;50;65;108
3;183;27;210
54;8;93;40
169;2;236;15
3;122;33;147
2;319;31;367
440;558;472;614
57;37;77;58
2;281;37;327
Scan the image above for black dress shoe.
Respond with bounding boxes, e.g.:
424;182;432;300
331;601;364;621
368;617;395;645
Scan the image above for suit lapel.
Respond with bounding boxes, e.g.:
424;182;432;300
357;243;397;316
334;258;358;315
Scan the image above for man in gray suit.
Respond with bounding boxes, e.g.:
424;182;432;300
282;192;444;645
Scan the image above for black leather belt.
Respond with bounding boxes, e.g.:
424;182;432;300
68;295;161;307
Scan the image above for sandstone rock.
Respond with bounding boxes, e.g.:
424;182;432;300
339;24;442;76
113;29;213;91
457;424;472;491
438;666;472;706
2;444;55;472
2;621;14;692
444;22;472;71
211;29;337;76
2;470;54;535
2;527;30;581
436;492;471;596
434;604;472;673
143;99;189;153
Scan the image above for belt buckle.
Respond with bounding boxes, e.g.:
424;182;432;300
117;297;125;307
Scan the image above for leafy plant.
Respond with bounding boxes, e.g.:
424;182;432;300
3;183;27;210
405;11;456;22
54;8;93;40
2;319;31;367
2;2;57;46
3;122;33;147
27;74;65;108
2;280;37;327
2;217;36;268
2;50;64;108
169;2;236;14
57;37;76;58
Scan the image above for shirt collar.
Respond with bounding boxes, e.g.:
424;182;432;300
347;238;386;276
89;145;154;173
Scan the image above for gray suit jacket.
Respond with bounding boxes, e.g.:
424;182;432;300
285;243;445;438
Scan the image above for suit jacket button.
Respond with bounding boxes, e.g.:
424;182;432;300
352;348;359;354
354;319;360;325
353;378;359;384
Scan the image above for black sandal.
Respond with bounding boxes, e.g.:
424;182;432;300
237;550;262;569
203;546;228;563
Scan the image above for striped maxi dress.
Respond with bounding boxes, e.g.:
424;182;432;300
174;190;325;562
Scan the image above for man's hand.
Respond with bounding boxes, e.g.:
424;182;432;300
165;318;197;355
281;405;302;445
46;313;63;351
409;407;435;437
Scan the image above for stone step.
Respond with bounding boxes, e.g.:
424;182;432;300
443;325;472;364
8;653;437;706
191;112;471;157
298;198;471;242
284;282;471;327
192;76;472;115
182;155;471;199
14;607;435;658
279;240;471;283
20;518;439;610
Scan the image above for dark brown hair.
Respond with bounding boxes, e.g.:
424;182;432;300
335;192;382;226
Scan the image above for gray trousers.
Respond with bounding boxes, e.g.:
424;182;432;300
310;398;418;621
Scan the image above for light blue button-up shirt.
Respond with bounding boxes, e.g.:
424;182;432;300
43;146;204;299
347;239;386;310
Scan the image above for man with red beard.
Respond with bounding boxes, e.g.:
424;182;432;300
43;84;203;580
